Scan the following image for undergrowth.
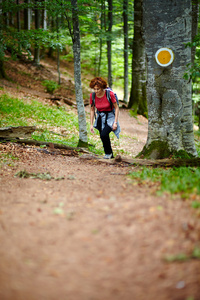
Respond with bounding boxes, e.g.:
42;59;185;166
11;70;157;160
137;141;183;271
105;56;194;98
129;166;200;208
42;80;60;94
194;131;200;156
0;93;110;156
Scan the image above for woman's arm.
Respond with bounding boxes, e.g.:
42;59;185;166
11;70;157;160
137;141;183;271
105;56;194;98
112;102;119;131
90;105;95;133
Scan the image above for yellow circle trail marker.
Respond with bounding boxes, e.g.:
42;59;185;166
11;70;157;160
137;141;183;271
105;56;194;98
155;48;174;67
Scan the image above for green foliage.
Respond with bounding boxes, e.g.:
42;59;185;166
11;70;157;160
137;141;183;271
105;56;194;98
160;167;200;196
191;201;200;209
79;25;132;90
164;253;189;262
184;61;200;82
2;28;70;62
194;135;200;157
42;80;59;94
184;34;200;127
1;0;133;93
192;246;200;259
129;109;138;118
184;34;200;81
164;247;200;262
129;166;200;197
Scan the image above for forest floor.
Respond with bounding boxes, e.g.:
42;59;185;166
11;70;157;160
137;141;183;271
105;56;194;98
0;57;200;300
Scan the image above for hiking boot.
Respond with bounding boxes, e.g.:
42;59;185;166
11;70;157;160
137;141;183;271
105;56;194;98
103;153;113;159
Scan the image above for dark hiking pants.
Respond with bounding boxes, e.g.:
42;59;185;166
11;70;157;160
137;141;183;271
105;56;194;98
97;115;113;155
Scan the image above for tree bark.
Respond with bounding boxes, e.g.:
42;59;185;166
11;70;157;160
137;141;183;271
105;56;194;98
115;156;200;167
24;0;31;30
142;0;197;158
34;0;40;66
191;0;199;63
0;126;37;138
128;0;147;117
0;138;90;153
107;0;112;88
0;60;6;79
97;0;104;76
42;0;47;30
16;0;21;32
0;0;6;79
71;0;88;146
56;16;61;85
123;0;129;103
80;154;200;167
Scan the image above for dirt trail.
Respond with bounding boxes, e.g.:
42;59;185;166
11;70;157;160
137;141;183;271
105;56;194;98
0;109;200;300
0;59;200;300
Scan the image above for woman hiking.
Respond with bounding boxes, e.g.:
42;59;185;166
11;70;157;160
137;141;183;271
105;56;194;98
89;77;120;159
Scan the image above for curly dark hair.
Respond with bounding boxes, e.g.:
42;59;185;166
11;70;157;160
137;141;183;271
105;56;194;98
89;77;107;89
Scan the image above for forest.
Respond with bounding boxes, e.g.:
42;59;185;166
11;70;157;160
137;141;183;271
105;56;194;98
0;1;200;299
1;0;200;157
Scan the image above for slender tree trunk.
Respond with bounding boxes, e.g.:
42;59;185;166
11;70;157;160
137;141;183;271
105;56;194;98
97;0;105;76
107;0;112;88
57;17;61;85
16;0;22;54
2;0;9;26
141;0;197;158
71;0;88;145
98;37;103;76
24;0;31;30
57;47;61;85
128;0;147;117
0;60;6;79
43;0;47;30
0;0;6;79
16;0;20;32
34;0;40;66
123;0;129;103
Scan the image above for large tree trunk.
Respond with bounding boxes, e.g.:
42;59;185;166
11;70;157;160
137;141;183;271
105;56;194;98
141;0;197;159
128;0;147;117
71;0;88;146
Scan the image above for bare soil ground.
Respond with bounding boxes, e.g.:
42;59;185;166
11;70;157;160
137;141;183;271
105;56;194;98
0;58;200;300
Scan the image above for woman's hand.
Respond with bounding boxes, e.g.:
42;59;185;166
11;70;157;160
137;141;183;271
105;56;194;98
90;105;95;134
112;102;119;131
90;124;94;133
112;122;117;131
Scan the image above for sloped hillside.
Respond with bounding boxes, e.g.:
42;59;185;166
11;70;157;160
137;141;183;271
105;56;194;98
0;55;91;107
